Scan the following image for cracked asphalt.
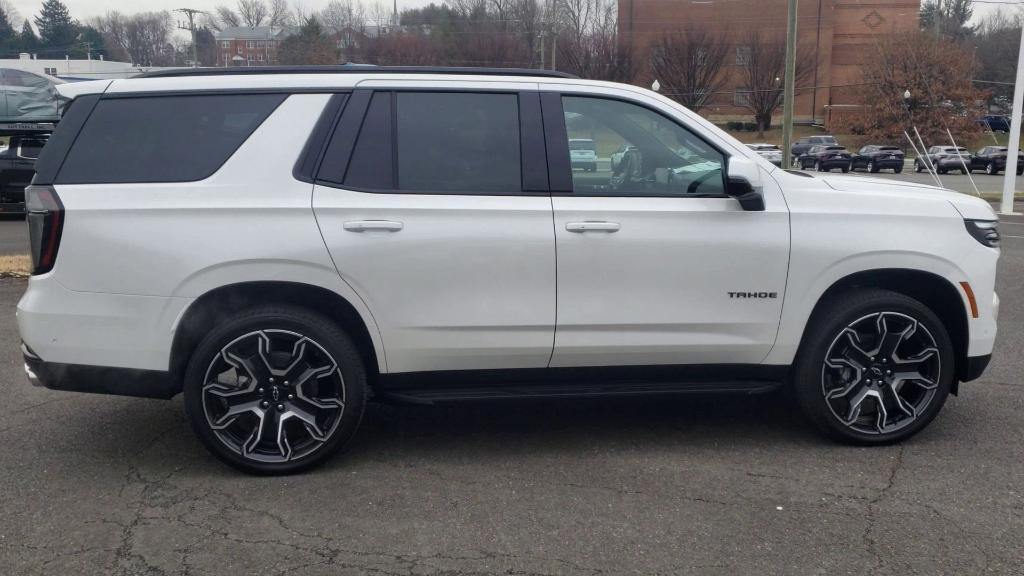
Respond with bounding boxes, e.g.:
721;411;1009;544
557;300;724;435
1;216;1022;575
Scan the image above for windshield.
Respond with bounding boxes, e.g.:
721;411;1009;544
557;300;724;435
569;140;595;151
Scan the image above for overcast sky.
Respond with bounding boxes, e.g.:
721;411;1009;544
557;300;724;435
2;0;1019;30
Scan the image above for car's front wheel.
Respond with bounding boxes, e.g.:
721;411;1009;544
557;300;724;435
868;160;878;173
985;162;997;175
914;161;923;173
183;306;367;474
792;289;953;445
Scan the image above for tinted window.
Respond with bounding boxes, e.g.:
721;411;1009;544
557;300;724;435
344;92;393;189
561;96;725;197
56;94;285;184
396;92;520;193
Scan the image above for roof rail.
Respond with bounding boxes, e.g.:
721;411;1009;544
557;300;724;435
135;65;578;80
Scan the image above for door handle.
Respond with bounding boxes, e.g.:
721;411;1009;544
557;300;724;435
343;220;404;232
565;221;620;233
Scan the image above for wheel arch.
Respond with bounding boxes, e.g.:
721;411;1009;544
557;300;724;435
168;281;385;396
799;268;970;385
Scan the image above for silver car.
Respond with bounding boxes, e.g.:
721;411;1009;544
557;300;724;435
746;143;782;166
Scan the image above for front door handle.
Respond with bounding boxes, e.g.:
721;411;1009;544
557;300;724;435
565;221;621;233
343;220;404;232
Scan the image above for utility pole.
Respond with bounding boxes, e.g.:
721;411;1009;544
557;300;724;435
934;0;941;38
1001;23;1024;215
175;8;203;67
781;0;798;167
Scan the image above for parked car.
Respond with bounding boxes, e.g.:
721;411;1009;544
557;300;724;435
796;145;852;172
20;66;998;474
569;138;597;172
610;143;636;171
969;146;1024;175
0;69;63;214
790;135;838;163
0;130;49;213
916;146;972;174
978;115;1010;133
851;145;904;174
746;143;782;166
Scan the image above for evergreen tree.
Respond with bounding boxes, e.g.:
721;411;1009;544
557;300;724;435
34;0;78;53
0;7;16;54
20;19;39;52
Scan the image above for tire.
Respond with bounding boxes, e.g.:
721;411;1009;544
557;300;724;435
792;289;953;445
894;166;903;174
183;305;367;475
815;160;824;172
868;161;878;173
841;164;850;173
914;161;923;173
985;162;996;175
938;167;947;175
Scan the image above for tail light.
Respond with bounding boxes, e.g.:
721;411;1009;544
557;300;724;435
25;185;64;275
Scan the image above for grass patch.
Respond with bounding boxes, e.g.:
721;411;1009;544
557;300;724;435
0;254;31;278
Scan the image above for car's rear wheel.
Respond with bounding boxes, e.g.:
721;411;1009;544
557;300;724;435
868;161;878;173
793;289;953;445
841;163;850;173
815;160;823;172
894;166;903;174
183;306;367;474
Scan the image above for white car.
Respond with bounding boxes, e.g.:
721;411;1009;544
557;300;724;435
746;143;783;166
569;138;598;172
19;66;999;474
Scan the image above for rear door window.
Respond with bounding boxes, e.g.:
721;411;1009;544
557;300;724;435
395;92;521;193
56;93;285;184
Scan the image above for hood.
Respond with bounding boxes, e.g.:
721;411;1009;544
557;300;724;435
819;174;997;221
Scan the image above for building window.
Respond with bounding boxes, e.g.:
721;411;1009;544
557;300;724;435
220;41;230;49
735;45;751;66
44;67;57;75
246;40;256;49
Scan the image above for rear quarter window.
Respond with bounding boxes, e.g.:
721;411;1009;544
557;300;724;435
55;93;285;184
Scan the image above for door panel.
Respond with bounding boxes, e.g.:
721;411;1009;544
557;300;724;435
550;194;789;367
545;92;790;367
313;87;556;374
314;189;556;373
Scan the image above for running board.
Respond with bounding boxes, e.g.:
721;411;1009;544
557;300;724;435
380;380;782;405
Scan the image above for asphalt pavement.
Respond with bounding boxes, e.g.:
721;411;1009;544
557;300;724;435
0;216;1022;574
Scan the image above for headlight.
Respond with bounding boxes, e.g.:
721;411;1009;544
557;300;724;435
965;219;1000;248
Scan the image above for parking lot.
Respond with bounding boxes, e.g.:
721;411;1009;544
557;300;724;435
0;203;1020;574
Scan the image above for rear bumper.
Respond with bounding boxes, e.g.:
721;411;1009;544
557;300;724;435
23;344;177;399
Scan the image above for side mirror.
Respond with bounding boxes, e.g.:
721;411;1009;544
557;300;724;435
726;176;765;211
726;156;765;211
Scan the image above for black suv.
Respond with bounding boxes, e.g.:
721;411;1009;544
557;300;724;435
790;135;838;165
851;145;904;174
0;129;50;213
796;145;852;172
970;146;1024;175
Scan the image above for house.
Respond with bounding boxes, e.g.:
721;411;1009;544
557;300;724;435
215;26;297;66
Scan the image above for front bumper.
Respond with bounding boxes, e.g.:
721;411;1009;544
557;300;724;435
23;344;177;399
960;354;992;383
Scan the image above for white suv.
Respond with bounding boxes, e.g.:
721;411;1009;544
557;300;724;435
18;67;999;474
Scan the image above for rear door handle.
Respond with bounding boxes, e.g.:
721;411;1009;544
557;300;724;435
343;220;404;232
565;221;621;233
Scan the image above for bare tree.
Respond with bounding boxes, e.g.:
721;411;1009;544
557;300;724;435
836;30;986;144
94;10;175;66
215;5;240;28
237;0;268;28
735;29;814;136
649;26;730;112
556;0;635;82
268;0;292;26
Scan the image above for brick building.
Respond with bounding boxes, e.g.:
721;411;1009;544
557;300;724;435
215;26;295;67
619;0;920;124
